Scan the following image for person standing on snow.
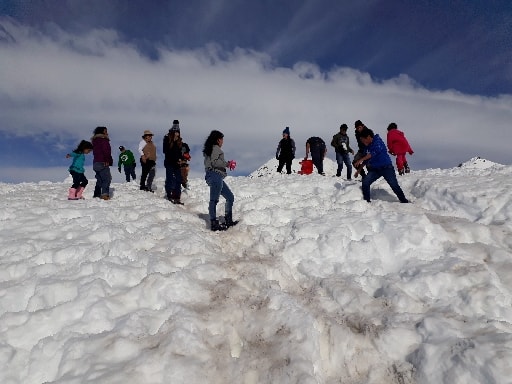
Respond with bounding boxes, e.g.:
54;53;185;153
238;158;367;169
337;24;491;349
117;146;136;182
167;120;192;189
305;136;327;175
138;130;157;192
276;126;296;174
331;123;354;179
66;140;93;200
352;120;368;179
386;122;414;175
203;130;238;231
91;126;113;200
163;123;185;204
353;127;409;203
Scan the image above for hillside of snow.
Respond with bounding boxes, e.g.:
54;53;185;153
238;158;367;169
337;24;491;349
1;158;511;384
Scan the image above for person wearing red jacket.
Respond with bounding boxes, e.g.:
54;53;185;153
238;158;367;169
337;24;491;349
386;122;414;175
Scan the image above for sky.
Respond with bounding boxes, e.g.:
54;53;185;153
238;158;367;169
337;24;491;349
0;0;511;183
1;157;512;383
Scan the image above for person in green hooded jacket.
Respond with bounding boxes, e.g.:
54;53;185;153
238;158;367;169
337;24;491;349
118;146;136;182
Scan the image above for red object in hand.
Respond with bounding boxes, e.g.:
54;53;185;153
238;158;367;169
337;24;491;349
183;153;191;160
227;160;237;170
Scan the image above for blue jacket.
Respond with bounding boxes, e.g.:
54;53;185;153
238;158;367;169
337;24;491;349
69;152;86;174
365;134;392;169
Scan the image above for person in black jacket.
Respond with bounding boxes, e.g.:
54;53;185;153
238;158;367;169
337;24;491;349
163;122;185;204
305;136;327;175
352;120;368;179
275;127;296;174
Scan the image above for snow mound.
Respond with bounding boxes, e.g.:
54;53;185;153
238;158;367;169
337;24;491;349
458;156;502;170
249;157;340;178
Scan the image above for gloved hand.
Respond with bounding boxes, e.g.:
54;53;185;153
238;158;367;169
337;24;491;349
275;152;279;160
118;167;121;173
409;151;414;155
227;160;237;171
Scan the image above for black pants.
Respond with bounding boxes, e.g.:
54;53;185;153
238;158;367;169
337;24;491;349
277;157;293;174
140;158;156;189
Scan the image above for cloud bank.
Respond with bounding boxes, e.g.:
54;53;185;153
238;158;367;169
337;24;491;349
0;19;511;183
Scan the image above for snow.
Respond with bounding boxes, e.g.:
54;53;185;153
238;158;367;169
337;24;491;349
1;157;512;384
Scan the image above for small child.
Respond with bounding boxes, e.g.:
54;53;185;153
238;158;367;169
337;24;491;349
66;140;93;200
118;145;137;182
386;122;414;175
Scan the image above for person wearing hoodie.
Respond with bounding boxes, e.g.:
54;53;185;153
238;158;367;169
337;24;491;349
275;126;296;174
91;126;113;200
386;122;414;175
354;127;409;203
203;130;238;231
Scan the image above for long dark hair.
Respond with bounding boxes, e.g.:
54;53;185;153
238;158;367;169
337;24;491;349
73;140;93;154
202;130;224;157
168;130;182;149
93;126;107;135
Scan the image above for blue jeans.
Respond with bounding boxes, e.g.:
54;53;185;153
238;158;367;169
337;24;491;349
335;152;352;178
165;166;182;199
205;170;234;221
362;165;408;203
93;162;111;197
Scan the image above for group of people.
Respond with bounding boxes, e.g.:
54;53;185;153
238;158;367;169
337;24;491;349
66;123;238;231
275;120;414;203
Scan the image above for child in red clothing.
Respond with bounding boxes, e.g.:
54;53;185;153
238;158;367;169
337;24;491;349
387;122;414;175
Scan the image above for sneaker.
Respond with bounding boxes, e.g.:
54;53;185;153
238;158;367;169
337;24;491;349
100;195;110;200
171;198;184;205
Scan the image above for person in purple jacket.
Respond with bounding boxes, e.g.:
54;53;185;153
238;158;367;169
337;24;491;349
91;126;113;200
353;127;409;203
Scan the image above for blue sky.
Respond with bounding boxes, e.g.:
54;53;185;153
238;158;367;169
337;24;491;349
1;0;511;183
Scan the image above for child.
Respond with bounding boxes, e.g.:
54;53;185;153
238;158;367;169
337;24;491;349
66;140;93;200
118;146;136;182
387;122;414;175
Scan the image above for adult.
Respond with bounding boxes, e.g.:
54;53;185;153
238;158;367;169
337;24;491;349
352;120;368;178
276;126;296;174
138;130;157;192
331;123;354;179
353;127;409;203
163;122;185;204
203;130;238;231
91;126;113;200
305;136;327;175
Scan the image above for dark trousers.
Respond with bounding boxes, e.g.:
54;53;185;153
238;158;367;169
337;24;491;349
93;162;111;197
140;159;155;189
277;157;293;174
361;165;408;203
311;151;324;174
165;166;182;199
123;164;136;182
70;170;88;189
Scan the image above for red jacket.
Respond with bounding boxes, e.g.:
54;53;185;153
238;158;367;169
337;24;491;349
387;129;413;155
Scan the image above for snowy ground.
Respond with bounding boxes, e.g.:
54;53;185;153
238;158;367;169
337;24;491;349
1;157;511;384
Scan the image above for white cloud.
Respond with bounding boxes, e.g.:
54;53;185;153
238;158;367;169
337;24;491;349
0;19;511;183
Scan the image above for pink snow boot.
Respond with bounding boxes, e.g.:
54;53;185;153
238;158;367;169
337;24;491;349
75;187;85;199
68;188;79;200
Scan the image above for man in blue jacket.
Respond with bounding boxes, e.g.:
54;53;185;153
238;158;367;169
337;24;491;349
353;127;409;203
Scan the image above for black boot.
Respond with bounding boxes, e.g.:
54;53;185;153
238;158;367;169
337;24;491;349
224;214;239;228
210;219;227;232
